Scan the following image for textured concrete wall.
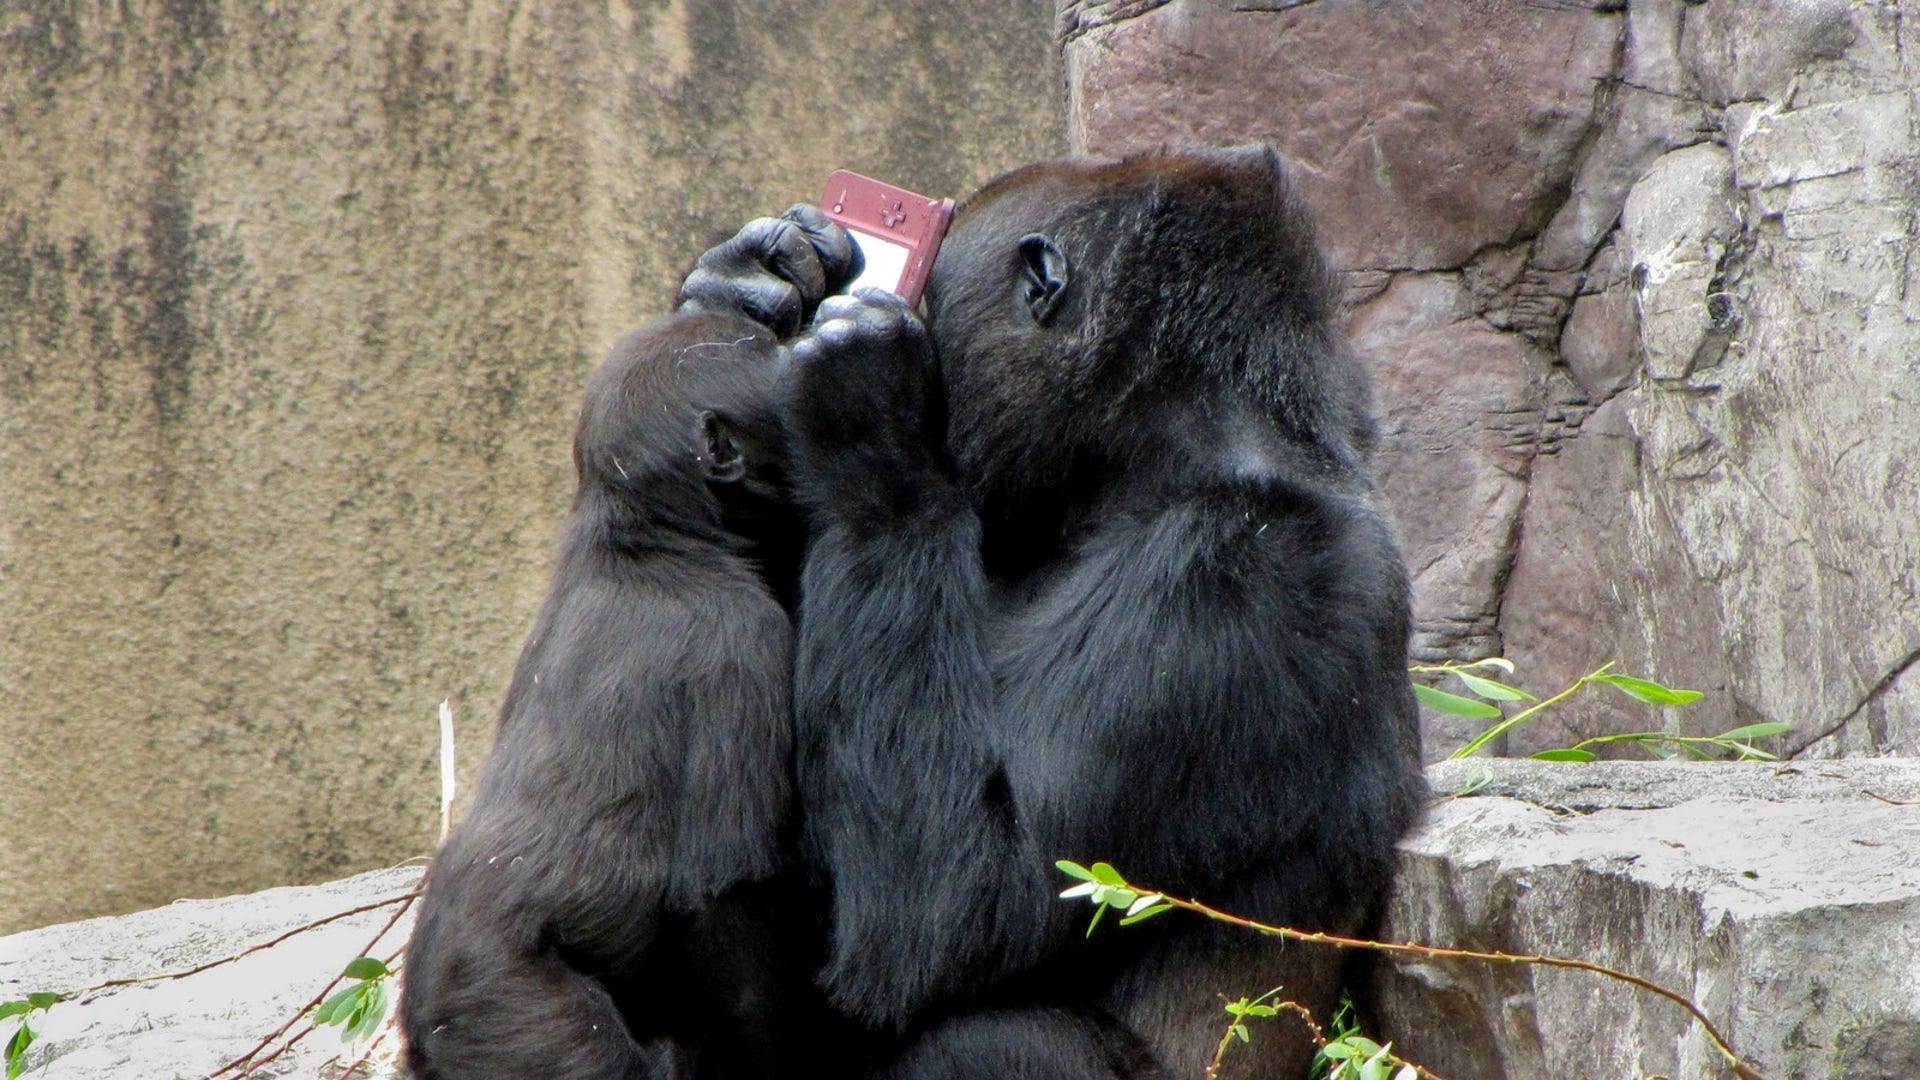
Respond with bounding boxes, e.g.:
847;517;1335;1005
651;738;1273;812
0;0;1063;933
1062;0;1920;760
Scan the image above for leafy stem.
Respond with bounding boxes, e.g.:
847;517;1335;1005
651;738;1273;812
1056;861;1766;1080
1441;662;1617;759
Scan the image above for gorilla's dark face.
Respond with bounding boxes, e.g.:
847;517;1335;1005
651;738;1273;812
923;163;1105;513
924;147;1361;517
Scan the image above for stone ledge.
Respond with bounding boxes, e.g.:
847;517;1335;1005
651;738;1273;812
1377;760;1920;1080
6;762;1917;1078
0;867;422;1079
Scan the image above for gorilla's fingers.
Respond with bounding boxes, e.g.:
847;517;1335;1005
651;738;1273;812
677;216;830;334
812;317;862;349
680;266;805;338
782;204;859;292
789;335;825;366
738;216;830;309
814;293;869;323
815;294;912;347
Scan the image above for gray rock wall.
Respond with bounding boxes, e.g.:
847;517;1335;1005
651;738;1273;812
1062;0;1920;759
1374;760;1920;1080
0;0;1063;933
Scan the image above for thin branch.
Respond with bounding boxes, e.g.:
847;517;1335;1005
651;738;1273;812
1449;663;1615;759
1201;990;1451;1080
1139;888;1764;1080
79;891;418;1001
1203;986;1288;1080
1202;1011;1241;1080
202;890;419;1079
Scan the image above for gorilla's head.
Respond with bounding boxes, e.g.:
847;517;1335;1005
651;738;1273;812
573;313;796;548
924;145;1373;521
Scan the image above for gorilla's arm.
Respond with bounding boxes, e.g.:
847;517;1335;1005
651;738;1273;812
785;292;1040;1025
789;294;1422;1030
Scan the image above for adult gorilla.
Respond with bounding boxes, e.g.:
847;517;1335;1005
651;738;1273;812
697;146;1425;1079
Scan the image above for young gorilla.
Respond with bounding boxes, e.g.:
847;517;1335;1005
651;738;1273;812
696;146;1427;1078
402;207;852;1079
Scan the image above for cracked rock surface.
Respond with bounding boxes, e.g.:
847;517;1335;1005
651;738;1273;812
8;766;1918;1080
1375;760;1920;1080
0;868;420;1080
1064;0;1920;759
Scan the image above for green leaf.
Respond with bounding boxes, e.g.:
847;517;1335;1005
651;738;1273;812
1233;1024;1249;1044
1715;722;1791;742
5;1021;34;1080
1054;860;1097;883
1124;892;1164;916
1529;748;1596;762
0;1005;26;1024
1464;657;1516;675
1319;1039;1362;1061
1118;903;1173;926
1085;904;1107;938
315;985;359;1026
1089;862;1127;887
1454;671;1536;702
1246;1005;1277;1017
20;996;58;1013
342;957;390;980
1592;673;1704;706
343;980;390;1043
1719;740;1779;761
1412;683;1503;718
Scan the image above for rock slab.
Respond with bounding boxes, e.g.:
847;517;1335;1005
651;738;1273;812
10;763;1920;1079
1375;760;1920;1080
0;868;421;1080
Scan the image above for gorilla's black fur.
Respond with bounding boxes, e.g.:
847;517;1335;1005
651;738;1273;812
783;146;1426;1079
400;310;817;1080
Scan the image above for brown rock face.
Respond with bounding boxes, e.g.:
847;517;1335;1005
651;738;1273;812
1065;0;1621;272
1066;0;1920;759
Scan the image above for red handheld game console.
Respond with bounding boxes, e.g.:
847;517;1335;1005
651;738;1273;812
819;171;955;306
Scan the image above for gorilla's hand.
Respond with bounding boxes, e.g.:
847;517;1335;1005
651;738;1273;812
677;205;859;338
789;289;948;508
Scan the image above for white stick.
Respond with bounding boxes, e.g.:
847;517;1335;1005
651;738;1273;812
438;699;456;841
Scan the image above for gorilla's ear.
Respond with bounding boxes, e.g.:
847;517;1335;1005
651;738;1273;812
1017;234;1070;326
696;410;747;484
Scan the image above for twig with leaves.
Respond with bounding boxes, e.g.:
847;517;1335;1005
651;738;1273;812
1200;982;1443;1080
1411;657;1787;762
1056;860;1767;1080
0;888;418;1080
0;996;58;1080
201;891;416;1080
1206;986;1290;1080
4;701;455;1080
